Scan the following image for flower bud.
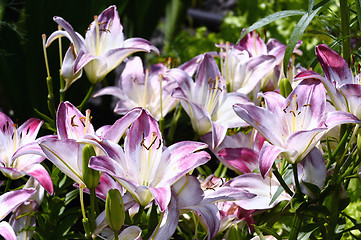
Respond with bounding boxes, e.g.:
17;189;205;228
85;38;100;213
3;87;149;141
82;144;101;189
105;189;125;233
279;78;293;98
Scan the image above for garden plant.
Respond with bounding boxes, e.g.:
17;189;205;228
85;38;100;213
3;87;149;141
1;0;361;239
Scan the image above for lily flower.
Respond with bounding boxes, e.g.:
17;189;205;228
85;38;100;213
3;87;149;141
233;78;361;176
10;178;44;240
217;31;302;95
40;102;142;186
150;174;251;240
56;101;142;144
94;56;180;120
300;44;361;119
46;5;159;89
0;113;53;194
172;54;251;148
88;109;211;211
0;188;36;240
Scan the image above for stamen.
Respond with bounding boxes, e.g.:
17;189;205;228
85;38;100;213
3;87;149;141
42;34;51;79
71;115;78;127
94;15;100;55
141;132;158;150
58;25;63;68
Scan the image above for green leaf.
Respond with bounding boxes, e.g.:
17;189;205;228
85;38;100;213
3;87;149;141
308;0;315;13
255;224;282;240
298;223;319;240
302;181;321;196
283;6;323;76
238;10;305;42
356;0;361;32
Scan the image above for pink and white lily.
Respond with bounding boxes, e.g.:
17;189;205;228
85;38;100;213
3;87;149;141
94;56;179;120
234;78;361;176
88;109;211;211
217;31;302;95
0;113;53;194
151;174;252;240
40;102;142;186
10;178;44;240
0;188;36;240
46;5;159;89
309;44;361;118
172;54;251;148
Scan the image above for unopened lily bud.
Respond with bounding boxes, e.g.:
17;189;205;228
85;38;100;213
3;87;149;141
279;78;293;98
105;189;125;233
82;144;100;189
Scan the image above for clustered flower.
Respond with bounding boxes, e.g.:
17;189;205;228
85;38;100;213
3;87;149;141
1;4;361;240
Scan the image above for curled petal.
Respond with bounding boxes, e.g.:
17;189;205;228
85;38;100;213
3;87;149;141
218;148;258;174
0;188;36;221
315;44;353;85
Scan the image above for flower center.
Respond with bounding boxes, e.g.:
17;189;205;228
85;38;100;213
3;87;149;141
205;76;222;114
140;131;162;186
283;94;312;133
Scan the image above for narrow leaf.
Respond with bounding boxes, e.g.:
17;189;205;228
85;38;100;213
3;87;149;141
283;6;322;76
238;10;305;42
308;0;315;13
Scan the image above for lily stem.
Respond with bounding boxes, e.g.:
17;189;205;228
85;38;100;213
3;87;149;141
292;163;302;195
289;210;303;240
4;178;11;192
89;187;97;232
272;164;293;196
78;84;96;111
168;104;182;144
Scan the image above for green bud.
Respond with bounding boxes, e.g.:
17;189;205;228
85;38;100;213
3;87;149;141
82;144;101;189
105;189;125;233
279;78;293;98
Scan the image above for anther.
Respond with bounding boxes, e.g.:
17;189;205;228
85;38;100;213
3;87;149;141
79;117;86;127
290;110;296;117
70;115;78;127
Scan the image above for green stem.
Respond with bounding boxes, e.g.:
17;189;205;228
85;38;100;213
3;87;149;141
289;211;303;240
214;162;224;177
89;187;97;232
340;0;351;62
4;178;11;192
292;163;302;196
77;84;95;111
46;76;56;119
167;105;182;144
79;186;91;238
272;165;294;196
327;186;340;239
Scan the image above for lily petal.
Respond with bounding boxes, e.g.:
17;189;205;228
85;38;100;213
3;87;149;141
218;148;258;174
0;188;36;220
259;141;295;177
0;221;16;240
315;44;354;85
233;103;284;146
